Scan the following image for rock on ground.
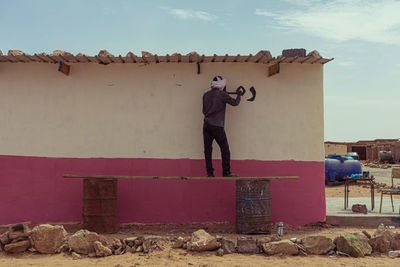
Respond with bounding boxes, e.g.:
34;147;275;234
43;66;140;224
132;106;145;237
237;237;259;254
335;234;372;257
352;204;368;214
301;236;335;255
262;240;299;255
0;232;10;246
94;241;112;257
369;228;400;253
220;238;236;254
68;229;106;255
186;229;220;252
4;240;31;253
30;224;67;254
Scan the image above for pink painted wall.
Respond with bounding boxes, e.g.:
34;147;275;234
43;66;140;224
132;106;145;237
0;155;325;226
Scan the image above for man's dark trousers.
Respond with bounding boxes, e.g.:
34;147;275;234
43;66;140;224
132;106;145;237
203;122;231;176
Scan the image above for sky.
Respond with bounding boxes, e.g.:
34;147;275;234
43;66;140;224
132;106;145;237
1;0;400;142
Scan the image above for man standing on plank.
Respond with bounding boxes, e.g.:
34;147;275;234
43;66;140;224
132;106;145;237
202;76;243;177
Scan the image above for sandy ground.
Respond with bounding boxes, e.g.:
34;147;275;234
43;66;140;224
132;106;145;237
2;166;400;266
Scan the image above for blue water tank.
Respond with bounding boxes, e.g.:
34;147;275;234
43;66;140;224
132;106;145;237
325;155;362;183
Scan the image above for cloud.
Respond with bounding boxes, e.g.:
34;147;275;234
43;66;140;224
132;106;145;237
255;0;400;45
168;8;217;22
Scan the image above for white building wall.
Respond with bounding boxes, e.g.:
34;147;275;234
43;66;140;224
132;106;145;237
0;62;324;161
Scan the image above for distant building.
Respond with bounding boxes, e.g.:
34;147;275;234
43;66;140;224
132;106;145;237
324;139;400;162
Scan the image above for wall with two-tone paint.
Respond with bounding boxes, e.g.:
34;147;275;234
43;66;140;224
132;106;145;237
0;62;325;226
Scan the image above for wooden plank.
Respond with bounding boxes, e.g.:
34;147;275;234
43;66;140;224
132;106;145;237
63;174;299;181
321;58;334;64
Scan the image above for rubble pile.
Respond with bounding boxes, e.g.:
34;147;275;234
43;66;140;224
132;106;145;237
0;222;32;253
1;223;400;259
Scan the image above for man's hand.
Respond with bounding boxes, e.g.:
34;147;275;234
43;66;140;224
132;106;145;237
236;88;244;96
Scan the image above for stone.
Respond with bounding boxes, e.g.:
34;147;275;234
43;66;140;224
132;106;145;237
4;240;31;253
0;232;10;245
352;204;367;214
301;236;335;255
256;235;281;248
216;248;224;256
138;235;162;241
30;224;67;254
124;237;137;247
369;229;397;253
307;50;321;58
142;240;151;253
71;252;81;260
8;222;31;234
68;229;105;255
98;50;113;57
136;246;143;252
125;246;135;253
51;50;73;57
186;229;220;252
94;241;112;257
392;233;400;250
9;231;28;241
141;51;153;57
374;223;386;237
262;240;299;255
172;237;185;248
255;50;272;59
220;238;236;254
186;51;200;57
8;50;24;56
134;239;142;247
114;247;122;255
335;234;372;257
282;48;306;58
237;237;259;254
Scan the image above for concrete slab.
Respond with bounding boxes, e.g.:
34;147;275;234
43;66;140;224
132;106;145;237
326;197;400;227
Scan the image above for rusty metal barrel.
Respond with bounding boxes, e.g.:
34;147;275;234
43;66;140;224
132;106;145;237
83;178;117;234
236;179;271;234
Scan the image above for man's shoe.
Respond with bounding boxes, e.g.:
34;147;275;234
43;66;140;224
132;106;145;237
207;174;215;177
223;172;238;177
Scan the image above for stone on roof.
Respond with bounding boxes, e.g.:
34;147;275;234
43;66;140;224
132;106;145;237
98;50;113;57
